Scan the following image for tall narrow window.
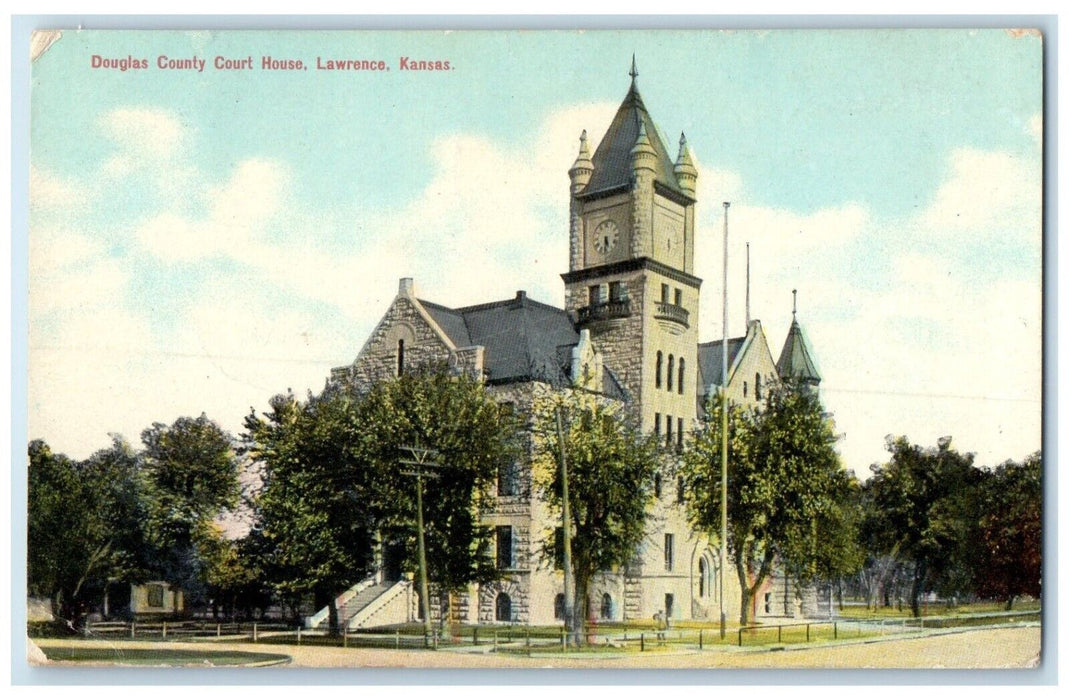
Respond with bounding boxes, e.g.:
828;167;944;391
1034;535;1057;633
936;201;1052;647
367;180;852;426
666;414;673;448
554;594;565;620
496;526;513;569
589;285;602;305
497;460;518;497
655;351;663;388
609;280;626;301
664;533;675;571
654;412;661;435
661;283;670;303
654;472;662;498
601;593;613;620
755;373;762;400
677;358;685;394
667;355;674;390
743;381;748;398
496;593;512;622
397;339;405;376
674;288;682;306
677;475;685;504
677;417;684;451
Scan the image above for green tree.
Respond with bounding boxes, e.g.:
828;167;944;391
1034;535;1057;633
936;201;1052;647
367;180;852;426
244;390;376;633
349;367;520;627
141;414;241;606
531;388;660;642
28;437;149;626
862;436;977;617
682;386;855;624
973;453;1042;609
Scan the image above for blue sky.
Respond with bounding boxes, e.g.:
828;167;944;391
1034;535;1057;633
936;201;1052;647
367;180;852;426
28;28;1043;473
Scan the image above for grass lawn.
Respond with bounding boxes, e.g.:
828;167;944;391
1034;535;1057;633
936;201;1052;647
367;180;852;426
35;644;290;667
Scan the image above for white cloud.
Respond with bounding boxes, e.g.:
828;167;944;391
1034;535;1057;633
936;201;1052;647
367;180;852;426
29;164;87;212
100;107;184;160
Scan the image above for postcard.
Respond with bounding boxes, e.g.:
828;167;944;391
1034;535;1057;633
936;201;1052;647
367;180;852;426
25;27;1044;670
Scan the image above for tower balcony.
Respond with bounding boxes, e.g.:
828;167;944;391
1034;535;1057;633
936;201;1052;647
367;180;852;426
577;299;632;325
654;301;690;328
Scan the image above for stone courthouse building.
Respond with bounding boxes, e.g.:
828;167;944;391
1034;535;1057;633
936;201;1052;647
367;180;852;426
320;65;822;630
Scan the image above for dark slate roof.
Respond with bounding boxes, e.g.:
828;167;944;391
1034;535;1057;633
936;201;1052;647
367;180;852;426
697;336;746;389
419;293;580;386
776;319;822;383
581;81;684;198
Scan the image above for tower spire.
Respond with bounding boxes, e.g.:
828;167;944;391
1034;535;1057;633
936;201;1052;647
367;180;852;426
792;289;798;321
629;54;638;86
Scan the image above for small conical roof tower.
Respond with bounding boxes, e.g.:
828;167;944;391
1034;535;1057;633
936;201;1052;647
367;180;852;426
776;290;821;390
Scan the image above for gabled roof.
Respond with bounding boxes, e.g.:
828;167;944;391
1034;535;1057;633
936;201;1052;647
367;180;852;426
777;319;822;384
420;293;580;386
696;336;747;389
581;80;685;199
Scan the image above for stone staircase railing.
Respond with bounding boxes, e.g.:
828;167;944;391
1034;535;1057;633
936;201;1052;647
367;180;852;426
304;575;378;630
346;579;412;630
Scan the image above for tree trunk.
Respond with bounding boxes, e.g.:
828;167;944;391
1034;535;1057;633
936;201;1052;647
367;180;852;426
573;571;590;646
1005;595;1016;611
910;560;927;618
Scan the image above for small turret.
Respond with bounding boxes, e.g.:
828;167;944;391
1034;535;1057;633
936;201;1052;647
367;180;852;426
631;120;657;172
568;129;593;194
674;132;698;197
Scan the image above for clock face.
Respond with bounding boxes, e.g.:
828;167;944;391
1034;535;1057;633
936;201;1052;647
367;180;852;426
593;219;620;255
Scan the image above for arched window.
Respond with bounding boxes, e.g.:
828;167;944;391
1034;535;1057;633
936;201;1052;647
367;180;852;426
755;373;762;400
600;593;613;620
554;593;565;620
654;472;662;498
397;339;405;376
667;355;674;391
699;558;707;598
677;358;685;394
656;351;663;388
495;592;512;622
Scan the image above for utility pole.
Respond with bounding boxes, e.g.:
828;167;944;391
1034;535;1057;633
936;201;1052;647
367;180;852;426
400;442;441;648
555;405;576;647
720;201;730;640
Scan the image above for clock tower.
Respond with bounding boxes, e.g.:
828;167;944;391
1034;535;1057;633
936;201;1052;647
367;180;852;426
562;60;702;435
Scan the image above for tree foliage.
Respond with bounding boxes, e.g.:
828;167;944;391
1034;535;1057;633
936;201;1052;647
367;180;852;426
28;437;150;626
140;414;241;606
972;453;1042;608
861;436;978;617
682;386;856;624
531;388;659;641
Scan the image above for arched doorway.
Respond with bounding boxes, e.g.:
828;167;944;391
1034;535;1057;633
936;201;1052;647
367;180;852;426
495;592;512;622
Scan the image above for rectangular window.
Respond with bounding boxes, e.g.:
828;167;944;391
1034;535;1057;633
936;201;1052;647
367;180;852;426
677;417;684;450
666;593;675;619
654;412;661;435
664;534;675;572
496;526;513;569
589;285;602;305
497;460;518;497
677;475;685;504
661;283;669;303
609;281;626;301
666;414;673;447
147;584;165;608
674;288;682;306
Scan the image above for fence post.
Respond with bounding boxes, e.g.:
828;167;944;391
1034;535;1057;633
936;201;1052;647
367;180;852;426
640;633;645;652
834;621;838;640
699;629;703;650
561;628;566;652
217;623;221;637
297;626;301;645
396;629;400;649
343;628;348;648
253;622;258;643
163;621;167;639
806;623;810;642
130;621;135;639
493;630;498;652
473;628;478;646
738;627;743;647
778;625;782;643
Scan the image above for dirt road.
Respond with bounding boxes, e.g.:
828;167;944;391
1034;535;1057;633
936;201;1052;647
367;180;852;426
30;625;1041;670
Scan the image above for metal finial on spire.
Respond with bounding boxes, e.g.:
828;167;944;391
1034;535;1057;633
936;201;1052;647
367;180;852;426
792;289;798;320
629;54;638;84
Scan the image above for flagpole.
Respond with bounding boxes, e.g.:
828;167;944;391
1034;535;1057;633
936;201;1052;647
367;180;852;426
720;201;730;639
